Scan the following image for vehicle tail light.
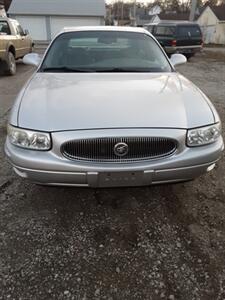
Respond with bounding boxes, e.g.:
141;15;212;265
171;39;177;47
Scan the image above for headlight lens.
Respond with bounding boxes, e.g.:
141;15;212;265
7;125;51;150
187;123;221;147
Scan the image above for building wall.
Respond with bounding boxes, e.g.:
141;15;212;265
10;15;105;42
50;16;104;39
198;7;217;27
197;7;225;44
15;15;48;41
215;23;225;44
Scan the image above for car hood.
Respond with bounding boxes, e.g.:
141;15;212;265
17;72;214;131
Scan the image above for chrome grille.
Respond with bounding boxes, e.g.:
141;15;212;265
61;137;177;163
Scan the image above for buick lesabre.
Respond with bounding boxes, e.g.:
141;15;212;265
5;27;224;187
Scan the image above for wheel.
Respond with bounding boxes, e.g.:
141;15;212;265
4;51;16;76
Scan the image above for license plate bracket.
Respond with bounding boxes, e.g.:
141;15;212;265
98;171;151;187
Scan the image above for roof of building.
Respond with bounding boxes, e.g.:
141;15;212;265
8;0;106;17
207;5;225;21
158;11;190;21
139;9;194;26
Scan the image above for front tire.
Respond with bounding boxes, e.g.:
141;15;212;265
5;51;16;76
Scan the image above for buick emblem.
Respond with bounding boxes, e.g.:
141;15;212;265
114;142;129;157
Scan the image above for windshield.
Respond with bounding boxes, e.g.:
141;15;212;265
40;31;172;73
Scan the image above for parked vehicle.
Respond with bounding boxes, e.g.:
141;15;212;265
5;27;223;187
0;17;33;75
145;22;203;58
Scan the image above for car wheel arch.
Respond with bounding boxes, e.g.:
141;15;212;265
7;44;16;58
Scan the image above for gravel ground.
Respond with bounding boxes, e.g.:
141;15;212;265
0;50;225;300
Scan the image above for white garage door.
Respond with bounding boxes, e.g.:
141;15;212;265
50;17;102;39
15;16;47;41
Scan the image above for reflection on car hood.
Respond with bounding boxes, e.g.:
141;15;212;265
17;72;214;131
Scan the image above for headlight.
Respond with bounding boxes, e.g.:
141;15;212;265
7;125;51;150
187;123;221;147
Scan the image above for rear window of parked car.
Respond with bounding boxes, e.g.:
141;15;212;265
154;26;175;36
178;26;202;37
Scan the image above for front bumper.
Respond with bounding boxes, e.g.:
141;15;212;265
7;162;219;187
5;128;224;187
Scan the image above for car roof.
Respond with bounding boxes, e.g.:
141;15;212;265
62;26;150;34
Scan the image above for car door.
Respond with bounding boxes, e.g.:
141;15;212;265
15;24;30;57
0;20;12;60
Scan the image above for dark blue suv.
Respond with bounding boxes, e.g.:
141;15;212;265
145;22;203;59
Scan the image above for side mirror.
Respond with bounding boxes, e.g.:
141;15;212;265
23;53;41;67
24;29;29;36
170;54;187;67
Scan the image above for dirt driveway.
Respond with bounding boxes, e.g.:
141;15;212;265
0;51;225;300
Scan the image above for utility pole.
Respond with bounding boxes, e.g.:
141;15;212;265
116;0;119;26
133;0;137;26
189;0;197;21
121;1;124;25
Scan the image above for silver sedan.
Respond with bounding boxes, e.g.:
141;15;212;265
5;27;224;187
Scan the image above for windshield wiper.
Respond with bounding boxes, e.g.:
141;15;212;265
41;66;161;73
94;68;154;73
41;66;96;73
